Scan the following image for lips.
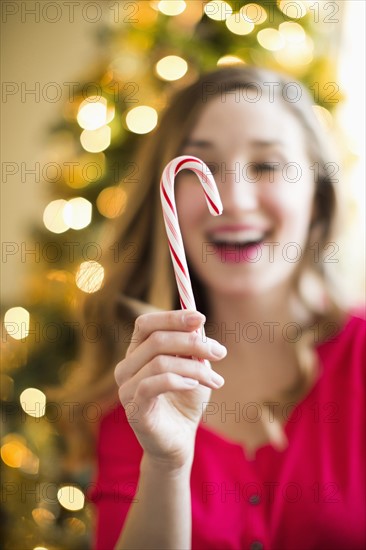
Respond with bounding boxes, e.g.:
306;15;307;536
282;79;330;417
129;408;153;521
203;224;271;264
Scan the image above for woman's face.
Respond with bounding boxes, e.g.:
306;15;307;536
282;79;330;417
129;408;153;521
175;91;316;298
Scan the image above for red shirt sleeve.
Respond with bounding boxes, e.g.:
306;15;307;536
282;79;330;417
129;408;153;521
88;404;143;550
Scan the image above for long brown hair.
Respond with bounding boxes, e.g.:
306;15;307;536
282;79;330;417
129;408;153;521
53;66;348;462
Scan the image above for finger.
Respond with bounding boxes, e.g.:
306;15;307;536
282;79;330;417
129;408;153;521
118;355;224;404
115;331;227;385
119;372;201;417
126;310;206;356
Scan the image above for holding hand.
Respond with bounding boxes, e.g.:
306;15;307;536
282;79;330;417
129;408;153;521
114;310;227;469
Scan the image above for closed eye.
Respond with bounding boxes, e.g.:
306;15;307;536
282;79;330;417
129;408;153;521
204;162;280;176
255;162;281;171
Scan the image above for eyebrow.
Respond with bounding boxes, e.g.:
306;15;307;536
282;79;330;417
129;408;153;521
183;139;213;149
183;139;285;149
251;140;285;148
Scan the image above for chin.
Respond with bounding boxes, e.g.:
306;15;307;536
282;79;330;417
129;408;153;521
205;277;267;298
203;270;292;299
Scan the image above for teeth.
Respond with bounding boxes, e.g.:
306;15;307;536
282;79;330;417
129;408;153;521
210;230;266;244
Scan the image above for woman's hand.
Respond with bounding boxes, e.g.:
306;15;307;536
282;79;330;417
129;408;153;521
114;310;227;470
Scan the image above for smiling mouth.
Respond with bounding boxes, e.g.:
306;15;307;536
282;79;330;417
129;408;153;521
203;229;272;264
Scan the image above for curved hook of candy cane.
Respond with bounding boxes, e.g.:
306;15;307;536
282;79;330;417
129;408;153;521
160;155;223;350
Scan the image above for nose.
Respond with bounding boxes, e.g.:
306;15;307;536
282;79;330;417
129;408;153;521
217;160;259;213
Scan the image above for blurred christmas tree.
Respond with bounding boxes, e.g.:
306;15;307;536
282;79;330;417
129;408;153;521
1;1;344;548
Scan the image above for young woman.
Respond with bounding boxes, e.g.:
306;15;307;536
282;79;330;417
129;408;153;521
64;67;365;549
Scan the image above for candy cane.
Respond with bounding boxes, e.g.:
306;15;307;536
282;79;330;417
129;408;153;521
160;155;223;347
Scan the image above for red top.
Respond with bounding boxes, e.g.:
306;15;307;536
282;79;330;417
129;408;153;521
89;311;366;550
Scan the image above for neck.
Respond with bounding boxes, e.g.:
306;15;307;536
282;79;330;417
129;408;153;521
205;285;314;356
208;282;293;325
204;283;313;407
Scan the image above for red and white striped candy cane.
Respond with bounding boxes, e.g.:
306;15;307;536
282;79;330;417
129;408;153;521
160;155;223;346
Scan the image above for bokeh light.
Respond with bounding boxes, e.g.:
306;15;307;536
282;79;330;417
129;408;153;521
4;307;30;340
257;28;285;51
125;106;158;134
80;125;111;153
279;21;306;43
157;1;186;16
1;437;26;468
96;186;127;218
217;55;245;66
20;388;46;418
32;508;56;527
1;435;39;474
57;486;85;511
274;36;313;66
77;97;114;130
75;261;104;293
43;199;69;234
226;13;254;35
155;55;188;81
63;197;92;230
204;0;232;21
64;517;86;535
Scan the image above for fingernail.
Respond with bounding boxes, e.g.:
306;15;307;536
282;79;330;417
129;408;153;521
209;340;227;358
210;371;225;388
184;311;205;327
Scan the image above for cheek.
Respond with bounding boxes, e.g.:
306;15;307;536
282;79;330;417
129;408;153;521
266;178;315;234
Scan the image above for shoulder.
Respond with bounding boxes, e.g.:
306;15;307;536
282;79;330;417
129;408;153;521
316;306;365;387
346;308;366;344
317;306;365;352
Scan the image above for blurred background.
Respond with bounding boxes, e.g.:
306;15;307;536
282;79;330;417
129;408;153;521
1;1;365;548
